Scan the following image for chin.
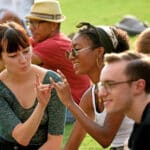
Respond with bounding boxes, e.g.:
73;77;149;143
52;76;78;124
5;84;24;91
34;39;40;43
105;104;116;113
106;108;115;114
75;70;81;75
32;36;40;43
76;70;86;75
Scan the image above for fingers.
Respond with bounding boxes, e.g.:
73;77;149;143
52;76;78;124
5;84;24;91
35;74;51;95
49;77;56;86
49;76;61;85
38;84;50;90
57;69;68;84
49;77;68;89
36;83;51;105
57;69;66;81
35;73;41;86
36;84;50;93
49;77;60;91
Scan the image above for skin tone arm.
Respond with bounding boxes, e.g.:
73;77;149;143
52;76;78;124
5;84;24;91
65;88;95;150
12;75;52;146
39;134;63;150
31;51;63;149
51;70;125;148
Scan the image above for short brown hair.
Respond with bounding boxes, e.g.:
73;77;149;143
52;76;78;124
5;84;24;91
135;28;150;54
104;51;150;93
104;51;143;64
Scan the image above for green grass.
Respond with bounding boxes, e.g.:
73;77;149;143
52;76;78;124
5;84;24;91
60;0;150;149
60;0;150;35
63;123;109;150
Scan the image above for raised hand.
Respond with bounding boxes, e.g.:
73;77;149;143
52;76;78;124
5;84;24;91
35;74;52;107
50;70;74;107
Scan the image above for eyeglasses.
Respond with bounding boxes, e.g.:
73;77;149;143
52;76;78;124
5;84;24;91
98;80;136;93
66;47;91;59
26;20;46;29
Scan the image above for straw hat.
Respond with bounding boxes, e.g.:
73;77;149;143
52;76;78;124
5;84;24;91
25;0;65;23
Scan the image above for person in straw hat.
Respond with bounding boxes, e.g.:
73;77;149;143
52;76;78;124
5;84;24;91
26;0;90;124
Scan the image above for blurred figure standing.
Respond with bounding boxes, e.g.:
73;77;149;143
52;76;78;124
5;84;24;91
0;0;34;19
12;0;34;18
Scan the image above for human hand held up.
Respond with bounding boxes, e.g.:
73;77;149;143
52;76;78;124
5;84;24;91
35;74;52;108
50;69;74;108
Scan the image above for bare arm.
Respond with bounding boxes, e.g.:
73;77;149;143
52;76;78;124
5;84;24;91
65;98;124;148
39;134;63;150
65;88;94;150
12;75;51;146
51;70;125;148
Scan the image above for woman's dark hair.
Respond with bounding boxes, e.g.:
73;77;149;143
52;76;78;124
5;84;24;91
0;21;29;58
76;22;129;54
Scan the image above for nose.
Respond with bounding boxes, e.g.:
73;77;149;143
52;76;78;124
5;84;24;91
98;85;108;99
18;52;27;63
69;52;76;61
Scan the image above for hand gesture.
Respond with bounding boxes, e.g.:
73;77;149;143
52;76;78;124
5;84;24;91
35;74;52;108
50;70;74;107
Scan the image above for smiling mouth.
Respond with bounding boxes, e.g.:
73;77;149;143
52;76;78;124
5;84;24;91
73;62;79;67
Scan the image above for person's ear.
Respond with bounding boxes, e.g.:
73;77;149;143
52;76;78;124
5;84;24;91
134;79;146;94
96;47;104;68
97;47;104;56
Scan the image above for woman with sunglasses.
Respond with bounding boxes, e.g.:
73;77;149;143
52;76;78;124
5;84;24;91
52;22;134;150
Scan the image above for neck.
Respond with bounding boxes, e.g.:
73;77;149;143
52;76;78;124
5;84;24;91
88;69;101;84
51;30;59;36
88;64;103;84
126;93;150;123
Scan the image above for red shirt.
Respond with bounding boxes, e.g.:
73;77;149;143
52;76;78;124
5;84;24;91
31;33;90;104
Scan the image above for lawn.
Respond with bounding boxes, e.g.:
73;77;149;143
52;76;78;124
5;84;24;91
60;0;150;149
63;123;109;150
60;0;150;35
60;0;150;49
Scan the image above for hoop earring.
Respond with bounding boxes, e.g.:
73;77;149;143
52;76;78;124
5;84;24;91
96;57;101;68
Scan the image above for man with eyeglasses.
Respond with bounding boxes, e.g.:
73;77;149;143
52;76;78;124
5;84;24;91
25;0;90;123
99;52;150;149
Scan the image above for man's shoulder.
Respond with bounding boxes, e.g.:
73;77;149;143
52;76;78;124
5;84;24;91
42;33;71;46
53;33;71;42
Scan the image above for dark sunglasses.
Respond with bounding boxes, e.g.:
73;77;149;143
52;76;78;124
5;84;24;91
65;48;77;59
65;47;92;59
